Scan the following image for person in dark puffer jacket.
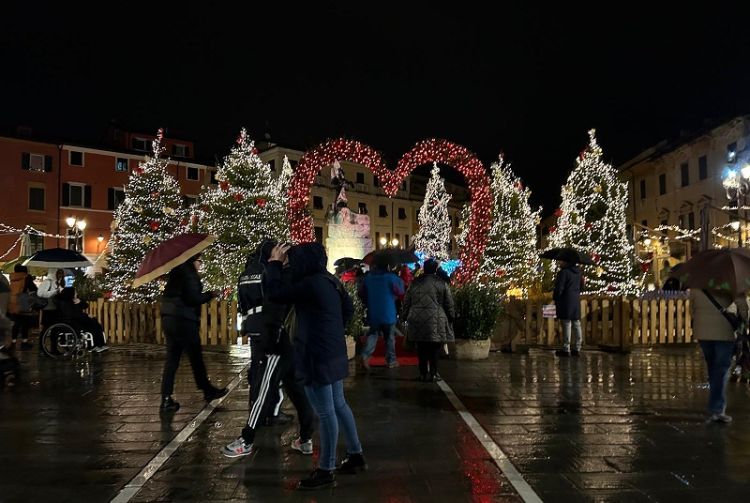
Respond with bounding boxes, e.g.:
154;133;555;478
266;242;367;491
159;254;227;412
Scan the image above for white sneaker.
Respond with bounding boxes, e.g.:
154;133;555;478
222;437;254;458
93;346;109;353
707;413;733;424
291;437;313;455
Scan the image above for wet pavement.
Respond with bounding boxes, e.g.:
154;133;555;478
1;345;749;502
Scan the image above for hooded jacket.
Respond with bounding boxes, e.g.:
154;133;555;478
160;261;213;322
265;243;354;386
238;240;291;353
553;263;582;320
359;268;404;326
403;273;455;343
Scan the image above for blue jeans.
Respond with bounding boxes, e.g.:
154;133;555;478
562;320;582;352
304;380;363;471
699;340;735;415
361;323;396;364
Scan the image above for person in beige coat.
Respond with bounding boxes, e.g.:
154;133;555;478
691;288;748;423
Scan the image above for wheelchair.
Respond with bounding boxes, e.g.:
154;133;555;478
40;321;95;359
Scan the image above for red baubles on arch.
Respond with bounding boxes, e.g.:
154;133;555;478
287;138;492;284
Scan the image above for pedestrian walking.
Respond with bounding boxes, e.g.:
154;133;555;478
358;257;404;370
266;242;367;490
8;265;37;350
159;254;227;412
222;241;315;458
692;288;748;424
402;259;455;382
553;260;583;357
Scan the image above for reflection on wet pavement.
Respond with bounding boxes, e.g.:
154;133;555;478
440;347;750;502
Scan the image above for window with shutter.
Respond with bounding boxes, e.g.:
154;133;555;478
44;155;53;172
22;152;30;170
29;154;45;172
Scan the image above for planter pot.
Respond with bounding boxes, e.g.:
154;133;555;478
453;338;491;360
346;337;357;360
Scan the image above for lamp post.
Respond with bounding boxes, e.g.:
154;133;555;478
722;163;750;247
65;216;87;252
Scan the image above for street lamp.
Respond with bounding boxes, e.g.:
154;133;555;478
722;163;750;246
379;236;387;247
391;238;399;248
66;217;87;252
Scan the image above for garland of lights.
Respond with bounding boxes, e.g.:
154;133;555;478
0;224;67;239
288;138;492;284
479;156;541;296
107;129;186;302
549;129;637;295
193;129;291;294
414;163;453;260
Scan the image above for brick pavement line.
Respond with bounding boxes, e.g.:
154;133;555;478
110;362;250;503
437;379;544;503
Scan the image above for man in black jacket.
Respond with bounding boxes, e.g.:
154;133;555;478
160;254;227;412
222;241;315;458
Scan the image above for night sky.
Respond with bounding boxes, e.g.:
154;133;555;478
3;4;749;212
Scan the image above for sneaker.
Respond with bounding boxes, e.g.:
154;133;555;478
570;349;580;357
159;396;180;413
291;437;313;455
555;350;571;357
204;386;229;403
264;411;294;426
429;373;443;383
222;437;255;458
337;452;368;474
298;469;336;490
93;345;109;353
387;360;400;369
707;413;733;424
20;342;33;351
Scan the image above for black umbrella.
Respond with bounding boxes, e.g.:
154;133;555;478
540;247;596;266
333;257;362;269
23;247;92;269
363;248;419;267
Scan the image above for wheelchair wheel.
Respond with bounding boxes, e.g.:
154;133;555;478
41;323;82;359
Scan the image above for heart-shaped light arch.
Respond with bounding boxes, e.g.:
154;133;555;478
288;138;492;284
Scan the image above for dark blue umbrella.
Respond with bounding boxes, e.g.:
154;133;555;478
23;247;92;269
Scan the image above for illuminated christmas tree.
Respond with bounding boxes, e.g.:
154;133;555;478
108;129;185;301
550;129;636;295
194;129;290;293
414;163;452;260
480;156;541;295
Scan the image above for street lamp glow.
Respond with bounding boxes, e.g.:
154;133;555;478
76;220;87;231
66;216;76;228
391;238;399;247
379;237;387;246
730;221;741;231
643;238;652;246
742;164;750;180
97;234;104;243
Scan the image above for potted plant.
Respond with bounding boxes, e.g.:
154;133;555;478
343;282;364;360
451;282;502;360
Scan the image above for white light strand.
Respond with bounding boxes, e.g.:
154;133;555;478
414;163;453;260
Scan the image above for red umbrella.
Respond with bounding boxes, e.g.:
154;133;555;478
133;233;216;288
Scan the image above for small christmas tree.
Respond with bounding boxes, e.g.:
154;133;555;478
108;129;184;301
480;156;541;296
414;163;452;260
550;129;636;295
195;129;290;293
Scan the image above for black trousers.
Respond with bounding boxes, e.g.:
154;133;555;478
242;339;314;444
11;314;32;341
77;316;106;347
416;341;441;376
161;316;210;398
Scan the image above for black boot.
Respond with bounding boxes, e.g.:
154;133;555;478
264;411;294;426
337;452;368;474
204;385;228;403
160;396;180;412
298;469;336;490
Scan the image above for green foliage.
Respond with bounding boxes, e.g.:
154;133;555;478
452;283;503;340
343;281;365;339
73;272;104;301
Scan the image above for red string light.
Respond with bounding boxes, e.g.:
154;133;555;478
288;139;492;284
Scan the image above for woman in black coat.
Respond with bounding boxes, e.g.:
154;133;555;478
266;243;366;490
553;261;583;357
56;287;107;351
159;254;227;412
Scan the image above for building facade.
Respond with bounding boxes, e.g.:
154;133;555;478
618;115;750;283
0;129;469;267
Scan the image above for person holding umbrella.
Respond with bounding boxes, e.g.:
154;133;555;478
132;234;227;412
670;248;750;424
